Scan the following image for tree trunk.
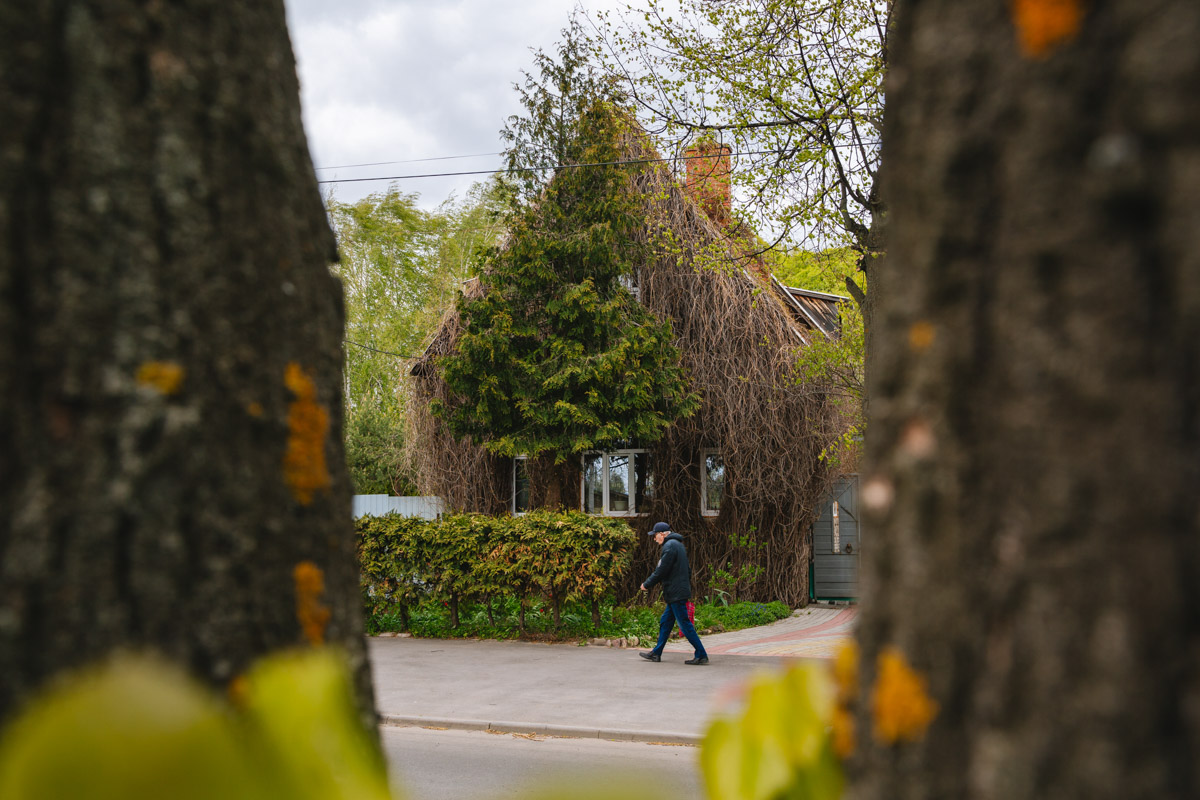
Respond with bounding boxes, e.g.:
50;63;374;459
852;1;1200;798
0;0;373;730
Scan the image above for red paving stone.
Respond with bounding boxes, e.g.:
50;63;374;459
663;605;857;659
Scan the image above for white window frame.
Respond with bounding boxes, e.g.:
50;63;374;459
701;449;724;517
512;456;530;515
619;268;640;302
581;449;651;516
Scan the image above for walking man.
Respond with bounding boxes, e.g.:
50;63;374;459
639;522;709;665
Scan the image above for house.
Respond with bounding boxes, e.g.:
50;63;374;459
406;132;854;606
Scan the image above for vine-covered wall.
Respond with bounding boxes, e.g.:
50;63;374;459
405;125;855;607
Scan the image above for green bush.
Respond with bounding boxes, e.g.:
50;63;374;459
364;595;790;645
697;601;791;631
357;511;637;633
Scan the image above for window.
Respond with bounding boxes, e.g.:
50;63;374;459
619;268;640;301
512;457;530;514
582;449;653;515
701;450;724;516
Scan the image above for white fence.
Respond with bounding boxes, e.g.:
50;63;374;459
352;495;444;520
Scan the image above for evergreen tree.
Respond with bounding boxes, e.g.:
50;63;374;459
433;103;698;461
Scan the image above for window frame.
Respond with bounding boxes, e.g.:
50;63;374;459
581;448;652;516
619;267;641;302
701;449;724;517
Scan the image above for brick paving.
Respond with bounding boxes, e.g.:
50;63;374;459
662;605;857;659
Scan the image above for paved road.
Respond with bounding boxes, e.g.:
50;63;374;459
369;605;857;743
383;726;701;800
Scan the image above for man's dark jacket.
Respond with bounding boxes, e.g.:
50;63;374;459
643;532;691;604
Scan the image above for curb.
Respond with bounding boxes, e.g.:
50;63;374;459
378;714;701;745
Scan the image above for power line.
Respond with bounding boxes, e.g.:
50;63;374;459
316;143;880;186
345;339;418;359
316;152;503;171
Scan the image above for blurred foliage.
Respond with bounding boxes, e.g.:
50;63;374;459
703;664;844;800
0;651;390;800
0;644;893;800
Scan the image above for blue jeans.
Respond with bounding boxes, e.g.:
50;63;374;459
649;601;708;659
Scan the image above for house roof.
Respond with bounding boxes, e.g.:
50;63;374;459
769;277;846;341
410;124;848;374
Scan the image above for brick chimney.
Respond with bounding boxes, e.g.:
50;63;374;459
684;140;732;226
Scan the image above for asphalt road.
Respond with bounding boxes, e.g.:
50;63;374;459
382;725;704;800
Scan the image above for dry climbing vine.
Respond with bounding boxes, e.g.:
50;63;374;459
405;122;855;606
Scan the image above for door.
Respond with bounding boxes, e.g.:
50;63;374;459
812;476;860;600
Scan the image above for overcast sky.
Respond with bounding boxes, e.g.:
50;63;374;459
283;0;626;209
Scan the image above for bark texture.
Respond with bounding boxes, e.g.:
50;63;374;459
853;0;1199;798
0;1;372;726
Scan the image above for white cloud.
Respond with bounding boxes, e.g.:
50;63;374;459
285;0;627;207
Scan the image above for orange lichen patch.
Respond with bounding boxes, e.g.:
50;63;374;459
834;641;860;703
830;642;859;758
293;561;332;646
871;647;939;744
907;321;935;352
283;363;331;505
1012;0;1086;58
227;674;250;707
831;706;856;759
246;401;265;418
136;361;185;395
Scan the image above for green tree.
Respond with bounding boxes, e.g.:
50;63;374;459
327;184;505;494
501;13;620;204
776;248;865;445
434;102;699;462
598;0;889;323
773;247;859;296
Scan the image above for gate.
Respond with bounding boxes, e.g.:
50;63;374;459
812;476;860;601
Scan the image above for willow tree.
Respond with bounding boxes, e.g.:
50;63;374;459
0;1;372;726
329;183;505;494
853;0;1200;796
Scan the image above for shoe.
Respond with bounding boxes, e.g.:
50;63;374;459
639;652;661;662
684;657;709;665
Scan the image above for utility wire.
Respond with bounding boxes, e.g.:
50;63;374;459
316;152;503;171
345;339;419;358
316;143;879;186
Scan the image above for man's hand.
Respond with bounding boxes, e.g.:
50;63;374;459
639;584;647;592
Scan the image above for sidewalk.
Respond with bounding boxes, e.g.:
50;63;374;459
368;605;856;744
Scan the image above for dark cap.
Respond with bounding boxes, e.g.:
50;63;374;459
647;522;671;536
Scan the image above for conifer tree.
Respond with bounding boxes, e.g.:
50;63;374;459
433;101;698;462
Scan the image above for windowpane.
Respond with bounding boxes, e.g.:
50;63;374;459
634;452;654;510
608;454;630;512
704;452;724;514
513;458;530;514
583;454;604;513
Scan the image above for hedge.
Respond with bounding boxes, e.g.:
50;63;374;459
356;510;638;631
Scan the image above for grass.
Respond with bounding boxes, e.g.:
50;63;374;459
365;595;792;645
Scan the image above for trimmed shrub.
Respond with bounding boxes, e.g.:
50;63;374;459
356;511;637;632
